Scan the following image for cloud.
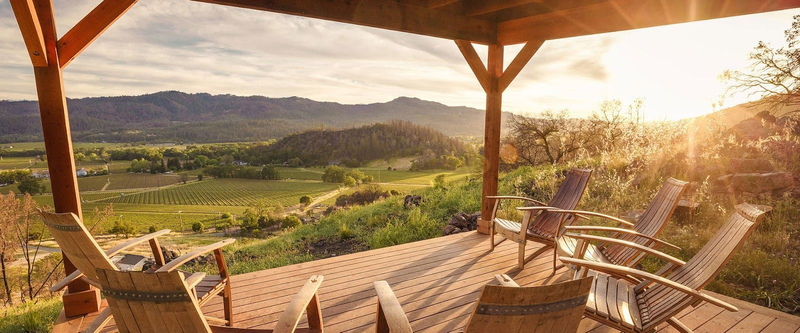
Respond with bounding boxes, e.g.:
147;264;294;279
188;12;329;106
0;1;798;121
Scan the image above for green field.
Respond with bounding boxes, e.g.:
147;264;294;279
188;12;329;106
96;178;339;207
275;166;472;184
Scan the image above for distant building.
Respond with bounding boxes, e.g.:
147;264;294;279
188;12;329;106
233;161;248;166
328;159;341;166
76;168;88;177
32;170;50;179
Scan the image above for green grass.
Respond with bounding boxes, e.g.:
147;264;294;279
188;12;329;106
0;296;62;333
97;178;339;207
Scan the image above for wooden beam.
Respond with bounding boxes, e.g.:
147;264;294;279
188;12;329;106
498;40;543;92
57;0;137;69
454;40;491;93
498;0;800;45
428;0;460;9
31;0;97;312
464;0;539;17
479;43;503;234
9;0;48;67
194;0;496;44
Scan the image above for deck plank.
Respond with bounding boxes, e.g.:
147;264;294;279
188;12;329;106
67;231;799;333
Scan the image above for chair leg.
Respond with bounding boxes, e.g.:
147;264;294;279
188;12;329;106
518;241;526;270
667;317;693;333
223;282;233;326
490;222;496;251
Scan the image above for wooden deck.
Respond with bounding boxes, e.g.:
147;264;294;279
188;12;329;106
81;231;800;332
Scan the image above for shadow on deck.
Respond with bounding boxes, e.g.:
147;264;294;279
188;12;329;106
78;231;800;332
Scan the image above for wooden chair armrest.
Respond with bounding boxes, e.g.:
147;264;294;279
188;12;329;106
515;206;561;212
105;229;171;257
156;239;235;272
83;308;113;333
274;275;324;333
548;209;635;227
185;272;207;289
50;270;83;292
494;274;520;287
563;226;681;251
559;258;738;312
564;233;685;266
374;281;413;333
487;195;548;206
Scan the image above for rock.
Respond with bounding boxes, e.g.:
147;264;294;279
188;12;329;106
730;118;776;141
728;158;774;174
717;172;795;195
161;246;179;262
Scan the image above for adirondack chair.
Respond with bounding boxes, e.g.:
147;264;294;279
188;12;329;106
559;203;766;333
555;178;688;280
88;269;323;333
41;211;235;328
488;168;595;270
374;274;593;333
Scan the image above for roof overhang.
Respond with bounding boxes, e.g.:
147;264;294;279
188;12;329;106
195;0;800;45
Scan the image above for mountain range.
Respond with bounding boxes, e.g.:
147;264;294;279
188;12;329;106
0;91;508;143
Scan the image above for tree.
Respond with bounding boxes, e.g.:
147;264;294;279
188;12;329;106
281;215;302;230
180;173;190;184
343;176;356;187
191;222;204;233
17;177;44;195
299;195;312;206
322;165;346;183
109;219;135;238
504;110;599;166
261;166;280;180
0;193;21;304
721;15;800;114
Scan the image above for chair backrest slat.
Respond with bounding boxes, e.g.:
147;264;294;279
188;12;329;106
529;169;592;237
639;204;765;331
605;178;688;266
97;269;212;333
41;212;116;283
464;277;593;333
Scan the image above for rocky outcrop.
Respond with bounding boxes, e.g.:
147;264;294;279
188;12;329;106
716;172;795;196
728;158;774;174
443;212;480;235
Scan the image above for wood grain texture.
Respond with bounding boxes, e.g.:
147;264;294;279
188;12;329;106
69;231;800;333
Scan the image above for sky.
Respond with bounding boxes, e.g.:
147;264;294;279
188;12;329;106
0;1;798;120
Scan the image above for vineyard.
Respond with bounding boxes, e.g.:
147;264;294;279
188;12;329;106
97;178;339;207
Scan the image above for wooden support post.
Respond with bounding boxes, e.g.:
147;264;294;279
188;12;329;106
28;0;98;313
455;40;542;234
479;44;503;234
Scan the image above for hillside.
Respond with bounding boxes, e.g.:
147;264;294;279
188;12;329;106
0;91;508;142
244;120;471;166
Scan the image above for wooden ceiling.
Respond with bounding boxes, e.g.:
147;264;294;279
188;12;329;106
194;0;800;45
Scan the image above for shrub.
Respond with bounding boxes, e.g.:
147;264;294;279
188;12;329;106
343;176;356;187
197;174;204;181
191;222;204;233
109;219;135;238
433;174;446;190
281;215;302;230
148;225;156;233
335;185;390;207
299;195;312;206
17;177;44;195
338;223;353;240
221;213;231;219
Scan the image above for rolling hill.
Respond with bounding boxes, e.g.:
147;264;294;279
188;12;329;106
0;91;509;143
